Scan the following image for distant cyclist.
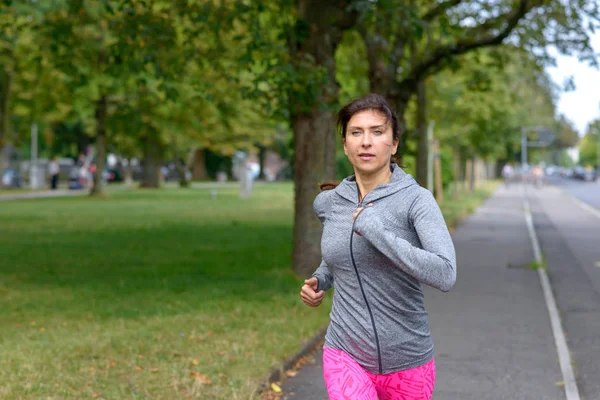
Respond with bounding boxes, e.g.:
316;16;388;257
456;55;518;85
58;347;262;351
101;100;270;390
531;165;544;188
501;162;514;187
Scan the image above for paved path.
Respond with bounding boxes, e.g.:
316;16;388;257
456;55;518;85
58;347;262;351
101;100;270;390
280;183;584;399
0;189;86;201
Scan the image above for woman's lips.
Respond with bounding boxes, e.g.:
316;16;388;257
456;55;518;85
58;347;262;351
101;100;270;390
358;153;375;161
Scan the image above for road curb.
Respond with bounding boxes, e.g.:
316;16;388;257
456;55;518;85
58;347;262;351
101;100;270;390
253;325;327;397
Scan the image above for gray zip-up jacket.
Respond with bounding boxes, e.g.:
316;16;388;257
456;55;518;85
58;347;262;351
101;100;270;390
312;164;456;374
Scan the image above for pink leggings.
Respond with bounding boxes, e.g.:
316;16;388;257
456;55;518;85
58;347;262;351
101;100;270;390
322;347;436;400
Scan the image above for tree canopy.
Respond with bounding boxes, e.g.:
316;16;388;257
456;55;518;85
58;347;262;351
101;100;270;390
1;0;599;274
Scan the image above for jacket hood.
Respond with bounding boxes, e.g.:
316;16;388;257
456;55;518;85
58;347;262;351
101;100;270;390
334;163;419;204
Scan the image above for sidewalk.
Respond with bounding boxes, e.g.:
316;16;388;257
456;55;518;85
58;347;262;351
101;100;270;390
280;183;565;399
0;189;86;201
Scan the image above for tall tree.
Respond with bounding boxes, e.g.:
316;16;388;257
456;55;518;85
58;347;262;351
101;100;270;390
0;3;16;171
39;1;130;195
358;0;600;185
240;0;360;275
285;1;358;276
579;119;600;167
429;47;559;174
1;1;70;173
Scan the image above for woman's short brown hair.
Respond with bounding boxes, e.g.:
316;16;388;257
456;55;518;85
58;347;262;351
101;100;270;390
319;94;403;191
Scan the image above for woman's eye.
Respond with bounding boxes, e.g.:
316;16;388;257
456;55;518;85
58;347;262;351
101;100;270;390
373;131;383;135
351;131;361;136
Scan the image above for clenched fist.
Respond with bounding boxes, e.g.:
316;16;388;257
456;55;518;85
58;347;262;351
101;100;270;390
300;277;325;307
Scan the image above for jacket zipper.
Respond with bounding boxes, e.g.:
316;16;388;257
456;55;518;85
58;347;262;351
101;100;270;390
350;188;383;374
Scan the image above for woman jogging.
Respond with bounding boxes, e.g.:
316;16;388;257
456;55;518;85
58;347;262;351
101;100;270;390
300;93;456;400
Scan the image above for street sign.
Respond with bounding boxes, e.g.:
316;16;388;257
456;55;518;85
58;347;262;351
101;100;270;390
521;126;555;165
528;128;555;147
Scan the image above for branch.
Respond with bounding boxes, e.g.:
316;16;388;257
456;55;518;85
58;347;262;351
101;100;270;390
408;0;533;82
421;0;463;22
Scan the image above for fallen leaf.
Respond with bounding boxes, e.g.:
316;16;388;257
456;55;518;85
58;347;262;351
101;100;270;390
271;383;282;393
30;321;36;326
150;368;160;373
286;371;297;377
595;261;600;268
555;381;565;387
135;366;143;371
92;392;101;398
89;367;95;372
192;359;199;365
108;362;117;368
190;372;211;384
87;314;93;320
39;327;46;333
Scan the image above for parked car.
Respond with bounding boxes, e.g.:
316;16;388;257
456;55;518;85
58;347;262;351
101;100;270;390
572;166;596;181
1;169;23;188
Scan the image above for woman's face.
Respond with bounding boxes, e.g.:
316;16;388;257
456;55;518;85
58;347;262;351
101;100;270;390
343;109;398;176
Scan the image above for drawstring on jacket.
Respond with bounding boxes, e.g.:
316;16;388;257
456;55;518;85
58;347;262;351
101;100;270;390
350;189;383;374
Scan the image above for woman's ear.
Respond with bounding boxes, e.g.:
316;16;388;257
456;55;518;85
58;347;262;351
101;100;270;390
391;139;399;155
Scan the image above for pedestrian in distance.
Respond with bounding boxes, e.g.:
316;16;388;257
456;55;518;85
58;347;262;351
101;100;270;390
300;93;457;400
48;156;60;190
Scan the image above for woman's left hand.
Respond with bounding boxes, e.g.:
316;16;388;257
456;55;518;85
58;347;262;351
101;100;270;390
353;203;373;222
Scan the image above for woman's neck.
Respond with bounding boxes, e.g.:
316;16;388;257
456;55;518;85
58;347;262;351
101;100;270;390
355;166;392;202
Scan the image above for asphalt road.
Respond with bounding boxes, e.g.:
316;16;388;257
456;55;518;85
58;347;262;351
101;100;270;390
528;183;600;399
545;175;600;209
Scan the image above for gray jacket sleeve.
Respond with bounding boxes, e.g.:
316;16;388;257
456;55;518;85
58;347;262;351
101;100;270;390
311;191;334;292
354;190;456;292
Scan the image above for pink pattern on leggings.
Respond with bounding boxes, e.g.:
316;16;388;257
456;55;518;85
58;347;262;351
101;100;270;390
322;347;436;400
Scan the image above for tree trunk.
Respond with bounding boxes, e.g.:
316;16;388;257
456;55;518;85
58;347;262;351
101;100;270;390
453;148;461;197
292;111;334;277
169;136;189;188
140;136;161;188
0;70;12;173
90;96;107;196
415;78;428;186
191;148;206;181
258;145;266;180
394;97;412;161
175;160;189;187
462;156;469;191
124;161;133;185
290;0;356;276
468;158;475;191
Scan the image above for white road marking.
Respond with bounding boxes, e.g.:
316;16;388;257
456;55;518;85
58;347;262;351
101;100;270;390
522;186;581;400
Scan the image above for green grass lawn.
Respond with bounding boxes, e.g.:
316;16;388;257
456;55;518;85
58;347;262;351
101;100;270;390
0;180;498;400
0;183;332;400
441;181;500;231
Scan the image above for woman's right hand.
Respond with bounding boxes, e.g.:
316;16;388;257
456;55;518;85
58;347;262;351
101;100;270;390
300;277;325;307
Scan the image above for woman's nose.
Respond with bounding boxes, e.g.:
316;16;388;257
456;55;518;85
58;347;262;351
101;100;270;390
361;133;372;147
